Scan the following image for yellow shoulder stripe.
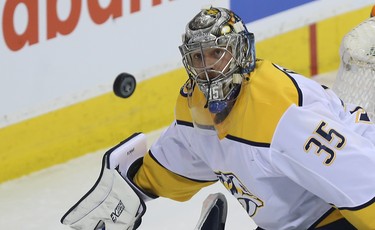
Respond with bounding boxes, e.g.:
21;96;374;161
228;60;301;143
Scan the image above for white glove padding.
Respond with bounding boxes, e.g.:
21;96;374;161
61;133;148;230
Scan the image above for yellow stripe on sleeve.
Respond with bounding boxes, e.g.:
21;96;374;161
134;152;216;202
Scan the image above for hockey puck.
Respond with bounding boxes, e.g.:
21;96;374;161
113;73;136;98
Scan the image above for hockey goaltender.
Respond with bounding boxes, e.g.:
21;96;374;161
61;6;375;230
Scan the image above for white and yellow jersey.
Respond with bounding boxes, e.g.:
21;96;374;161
133;59;375;229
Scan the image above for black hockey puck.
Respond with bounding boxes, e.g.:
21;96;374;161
113;73;136;98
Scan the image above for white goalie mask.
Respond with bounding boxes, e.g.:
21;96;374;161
179;6;255;116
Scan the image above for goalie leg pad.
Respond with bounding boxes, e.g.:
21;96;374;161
195;193;228;230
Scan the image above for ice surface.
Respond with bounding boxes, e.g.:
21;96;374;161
0;128;256;230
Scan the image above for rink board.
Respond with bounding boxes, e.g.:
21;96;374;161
0;5;372;183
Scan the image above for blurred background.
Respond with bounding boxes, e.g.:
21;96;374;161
0;0;373;229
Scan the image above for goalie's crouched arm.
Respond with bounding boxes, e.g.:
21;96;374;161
61;133;156;230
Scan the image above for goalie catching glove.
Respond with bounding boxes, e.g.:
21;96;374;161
61;133;152;230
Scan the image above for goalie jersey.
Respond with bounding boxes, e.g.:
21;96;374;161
133;59;375;229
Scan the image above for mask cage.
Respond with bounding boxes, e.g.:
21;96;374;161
179;34;243;103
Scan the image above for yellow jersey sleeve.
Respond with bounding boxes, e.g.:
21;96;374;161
133;152;216;202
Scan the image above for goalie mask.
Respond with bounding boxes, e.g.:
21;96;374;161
179;6;255;116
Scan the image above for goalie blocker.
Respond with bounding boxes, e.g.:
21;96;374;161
61;133;229;230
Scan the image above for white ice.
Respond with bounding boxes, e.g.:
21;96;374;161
0;73;336;230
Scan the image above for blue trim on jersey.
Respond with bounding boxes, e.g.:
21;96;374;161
176;120;194;127
175;122;272;147
229;0;314;23
226;135;271;148
314;219;355;230
148;150;218;183
304;207;356;229
272;63;303;106
338;196;375;211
